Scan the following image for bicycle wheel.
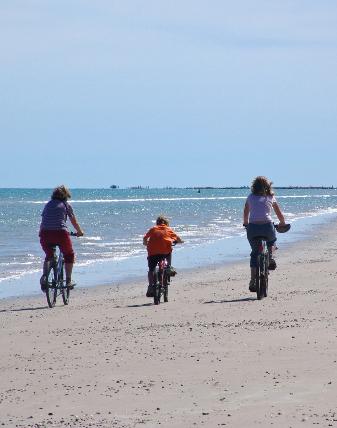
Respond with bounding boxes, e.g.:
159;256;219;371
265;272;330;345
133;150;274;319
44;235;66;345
163;272;169;303
256;255;263;300
60;260;70;305
259;254;268;299
46;264;57;308
153;269;161;305
154;283;161;305
263;253;269;298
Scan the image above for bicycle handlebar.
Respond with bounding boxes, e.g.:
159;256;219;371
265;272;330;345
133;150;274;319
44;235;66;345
243;223;291;233
172;240;184;246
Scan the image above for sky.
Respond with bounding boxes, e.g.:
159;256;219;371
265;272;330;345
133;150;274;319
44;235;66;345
1;0;337;188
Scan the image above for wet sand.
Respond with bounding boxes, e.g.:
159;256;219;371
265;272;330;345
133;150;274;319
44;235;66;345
1;222;337;427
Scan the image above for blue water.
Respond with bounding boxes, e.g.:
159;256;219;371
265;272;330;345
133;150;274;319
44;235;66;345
1;187;337;299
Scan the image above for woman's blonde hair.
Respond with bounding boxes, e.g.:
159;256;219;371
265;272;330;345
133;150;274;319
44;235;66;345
251;176;274;196
156;215;169;226
52;185;71;201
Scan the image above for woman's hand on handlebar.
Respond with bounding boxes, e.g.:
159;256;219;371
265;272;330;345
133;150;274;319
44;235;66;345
70;230;84;237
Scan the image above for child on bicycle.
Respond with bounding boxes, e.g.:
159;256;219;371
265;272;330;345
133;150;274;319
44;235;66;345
143;216;183;297
39;185;84;292
243;176;286;292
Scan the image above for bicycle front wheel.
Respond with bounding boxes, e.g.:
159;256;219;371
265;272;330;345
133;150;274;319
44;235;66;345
46;265;57;308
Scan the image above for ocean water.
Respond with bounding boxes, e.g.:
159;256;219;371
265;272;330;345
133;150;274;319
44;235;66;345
1;187;337;299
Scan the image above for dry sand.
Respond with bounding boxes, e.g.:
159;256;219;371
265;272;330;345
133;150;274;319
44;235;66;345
1;222;337;427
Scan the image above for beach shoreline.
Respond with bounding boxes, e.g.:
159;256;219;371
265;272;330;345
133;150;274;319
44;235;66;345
2;209;336;302
1;220;337;427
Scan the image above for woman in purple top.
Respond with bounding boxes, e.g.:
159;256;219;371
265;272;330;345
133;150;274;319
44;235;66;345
243;176;286;292
39;185;84;292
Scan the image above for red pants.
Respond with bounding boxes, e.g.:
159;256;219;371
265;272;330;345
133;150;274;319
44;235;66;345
40;230;75;263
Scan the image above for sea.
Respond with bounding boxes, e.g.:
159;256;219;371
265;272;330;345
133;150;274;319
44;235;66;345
1;187;337;299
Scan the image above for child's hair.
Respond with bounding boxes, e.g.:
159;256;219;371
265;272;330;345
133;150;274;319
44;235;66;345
156;215;169;226
52;185;71;201
251;176;274;196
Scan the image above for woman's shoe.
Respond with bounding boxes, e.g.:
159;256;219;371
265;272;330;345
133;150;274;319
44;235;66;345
146;285;155;297
249;279;257;292
40;275;47;292
66;280;76;290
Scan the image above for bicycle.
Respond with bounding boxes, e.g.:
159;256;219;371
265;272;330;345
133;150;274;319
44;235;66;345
247;223;290;300
153;242;179;305
45;231;77;308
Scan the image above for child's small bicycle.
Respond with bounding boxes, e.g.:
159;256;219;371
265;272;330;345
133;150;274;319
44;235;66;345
153;257;171;305
153;242;178;305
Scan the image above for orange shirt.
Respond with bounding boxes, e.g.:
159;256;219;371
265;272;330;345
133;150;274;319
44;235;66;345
144;225;178;256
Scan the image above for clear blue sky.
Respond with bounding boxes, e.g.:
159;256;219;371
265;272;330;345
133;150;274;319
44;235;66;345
1;1;337;188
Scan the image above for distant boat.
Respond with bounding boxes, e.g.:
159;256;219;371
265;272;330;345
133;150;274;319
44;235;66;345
110;185;119;189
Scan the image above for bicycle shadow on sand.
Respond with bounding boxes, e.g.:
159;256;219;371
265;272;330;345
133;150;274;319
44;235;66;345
204;297;256;304
0;306;48;313
126;302;154;308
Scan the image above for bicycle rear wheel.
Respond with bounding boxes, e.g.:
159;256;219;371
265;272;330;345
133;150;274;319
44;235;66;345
263;252;269;297
60;260;70;305
163;272;169;303
259;254;268;299
154;283;161;305
256;255;263;300
153;269;161;305
46;265;57;308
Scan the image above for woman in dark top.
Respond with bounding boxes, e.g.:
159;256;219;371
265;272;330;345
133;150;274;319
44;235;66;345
39;185;84;291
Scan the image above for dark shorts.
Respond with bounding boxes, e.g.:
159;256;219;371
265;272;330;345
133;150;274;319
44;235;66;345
40;229;75;264
147;254;171;271
246;222;276;268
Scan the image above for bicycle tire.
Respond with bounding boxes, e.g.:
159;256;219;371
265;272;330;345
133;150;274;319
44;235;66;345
163;271;168;303
154;283;161;305
60;260;70;305
153;269;160;305
256;255;263;300
263;252;269;298
46;265;57;308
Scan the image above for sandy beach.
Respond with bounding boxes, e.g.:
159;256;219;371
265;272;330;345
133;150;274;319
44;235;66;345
1;221;337;428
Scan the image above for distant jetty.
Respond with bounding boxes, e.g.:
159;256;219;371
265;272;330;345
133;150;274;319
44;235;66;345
187;186;335;190
109;185;335;190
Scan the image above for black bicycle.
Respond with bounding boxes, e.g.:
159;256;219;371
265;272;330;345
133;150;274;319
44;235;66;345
153;242;180;305
153;257;170;305
45;232;77;308
250;223;290;300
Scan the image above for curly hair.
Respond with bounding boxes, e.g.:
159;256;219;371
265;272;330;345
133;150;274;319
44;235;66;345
51;185;71;201
156;215;169;226
251;176;274;196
